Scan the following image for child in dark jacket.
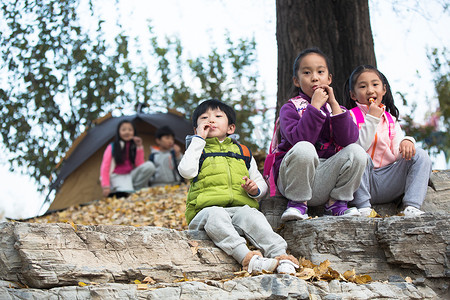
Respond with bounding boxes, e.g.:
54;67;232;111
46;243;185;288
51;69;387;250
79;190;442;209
274;48;369;221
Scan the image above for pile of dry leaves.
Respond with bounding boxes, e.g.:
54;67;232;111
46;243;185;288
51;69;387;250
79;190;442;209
29;185;189;231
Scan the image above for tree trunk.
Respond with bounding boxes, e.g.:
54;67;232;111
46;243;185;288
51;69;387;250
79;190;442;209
276;0;376;114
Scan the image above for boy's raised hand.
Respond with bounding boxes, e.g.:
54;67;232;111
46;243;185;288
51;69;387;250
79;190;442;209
399;139;415;160
195;120;211;139
241;176;259;196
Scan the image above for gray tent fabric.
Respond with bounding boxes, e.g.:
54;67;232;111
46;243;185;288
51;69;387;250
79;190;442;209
46;112;193;212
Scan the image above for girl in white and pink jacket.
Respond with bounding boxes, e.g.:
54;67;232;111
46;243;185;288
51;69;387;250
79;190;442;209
343;65;432;217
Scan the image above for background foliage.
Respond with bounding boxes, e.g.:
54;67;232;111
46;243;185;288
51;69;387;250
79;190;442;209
402;48;450;162
0;0;448;194
0;0;268;189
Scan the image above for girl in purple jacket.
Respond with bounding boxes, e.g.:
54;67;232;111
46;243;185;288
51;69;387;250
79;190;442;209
276;48;368;221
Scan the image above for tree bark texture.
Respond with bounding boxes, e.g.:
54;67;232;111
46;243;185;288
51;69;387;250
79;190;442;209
276;0;376;114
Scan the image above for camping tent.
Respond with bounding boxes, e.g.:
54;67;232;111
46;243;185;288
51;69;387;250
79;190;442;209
46;112;193;212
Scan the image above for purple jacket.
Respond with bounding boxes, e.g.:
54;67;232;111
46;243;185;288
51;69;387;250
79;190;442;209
274;92;359;184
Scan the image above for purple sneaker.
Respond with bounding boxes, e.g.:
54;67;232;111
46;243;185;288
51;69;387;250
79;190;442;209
324;200;360;217
281;201;309;222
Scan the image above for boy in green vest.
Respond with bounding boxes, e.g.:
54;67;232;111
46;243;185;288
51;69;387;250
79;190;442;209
178;99;299;275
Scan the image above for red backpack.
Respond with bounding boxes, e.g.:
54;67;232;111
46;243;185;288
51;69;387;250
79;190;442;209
263;97;309;196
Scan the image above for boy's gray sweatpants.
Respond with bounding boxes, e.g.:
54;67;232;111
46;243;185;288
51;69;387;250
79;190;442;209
352;148;432;209
188;205;288;264
277;141;368;206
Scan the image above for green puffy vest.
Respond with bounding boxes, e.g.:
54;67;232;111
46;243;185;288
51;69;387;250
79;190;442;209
185;137;259;224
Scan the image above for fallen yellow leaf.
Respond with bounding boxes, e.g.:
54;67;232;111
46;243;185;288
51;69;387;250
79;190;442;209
188;241;199;255
296;268;315;280
142;276;156;284
233;270;250;277
368;209;380;218
137;284;148;290
317;260;330;275
300;257;316;269
174;273;190;282
353;274;372;284
343;269;356;280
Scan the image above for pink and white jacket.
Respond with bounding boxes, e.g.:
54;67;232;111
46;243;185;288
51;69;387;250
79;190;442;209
100;143;146;188
349;102;415;169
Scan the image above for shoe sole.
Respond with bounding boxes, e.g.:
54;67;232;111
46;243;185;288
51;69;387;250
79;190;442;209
277;267;296;275
250;261;278;274
402;213;425;217
324;206;361;217
281;213;309;222
324;212;361;217
277;260;297;275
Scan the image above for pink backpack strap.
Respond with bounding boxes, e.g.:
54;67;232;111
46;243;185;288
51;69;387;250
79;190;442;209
290;97;309;114
384;111;395;140
263;98;308;197
263;123;278;177
351;107;395;140
350;107;365;129
263;120;280;197
267;161;278;197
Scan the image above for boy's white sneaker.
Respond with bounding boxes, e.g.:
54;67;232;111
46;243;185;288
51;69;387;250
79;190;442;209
280;207;309;222
401;206;425;217
358;207;373;217
247;255;278;274
276;259;298;275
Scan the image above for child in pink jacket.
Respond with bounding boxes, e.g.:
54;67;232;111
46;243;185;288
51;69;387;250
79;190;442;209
343;65;432;217
100;120;155;197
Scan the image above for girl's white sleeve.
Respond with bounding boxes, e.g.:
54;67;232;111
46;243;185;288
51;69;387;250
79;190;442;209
357;114;380;151
392;121;416;158
177;136;206;179
248;157;268;200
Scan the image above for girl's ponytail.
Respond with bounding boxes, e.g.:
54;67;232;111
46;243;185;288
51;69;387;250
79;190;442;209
379;72;399;120
342;77;356;109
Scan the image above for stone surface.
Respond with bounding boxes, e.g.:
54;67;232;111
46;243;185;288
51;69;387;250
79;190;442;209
281;214;449;281
429;170;450;191
0;170;449;299
0;222;239;289
0;274;439;299
1;216;449;298
376;214;449;278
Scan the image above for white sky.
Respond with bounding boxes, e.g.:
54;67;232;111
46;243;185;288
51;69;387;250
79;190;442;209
1;0;449;220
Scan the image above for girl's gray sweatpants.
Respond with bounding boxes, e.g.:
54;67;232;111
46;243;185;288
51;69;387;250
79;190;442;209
277;141;368;206
352;148;432;209
188;205;288;264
